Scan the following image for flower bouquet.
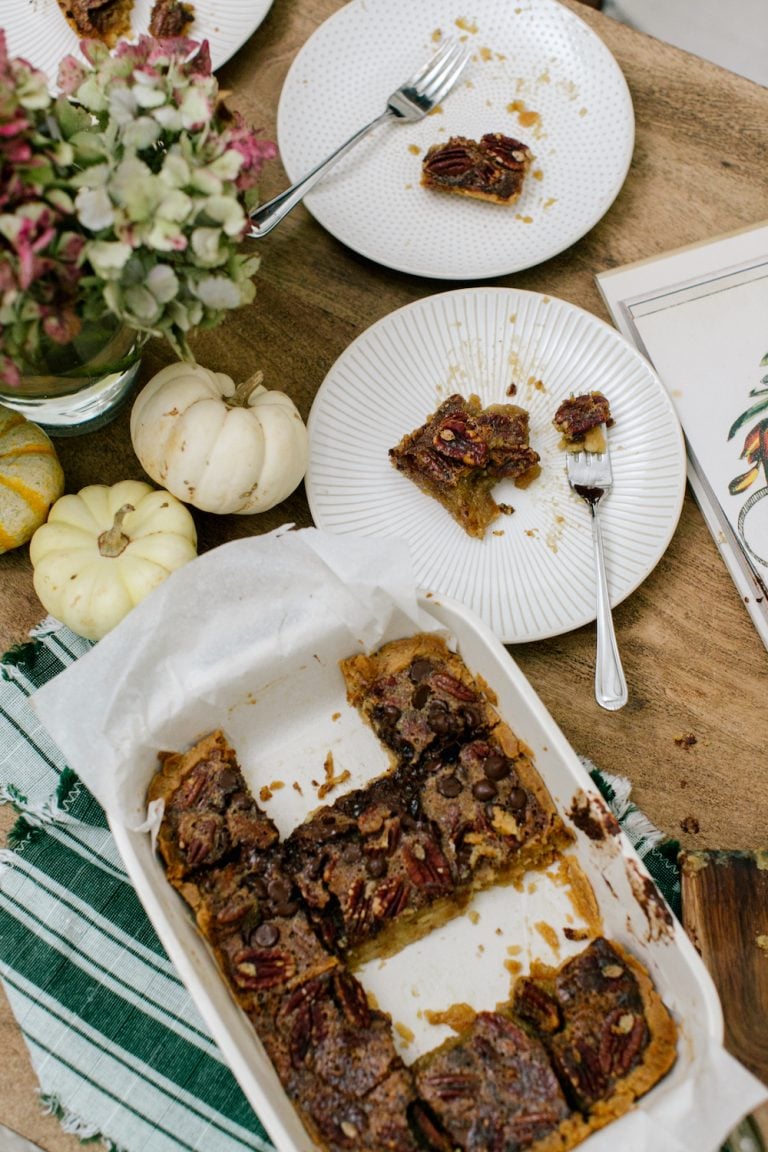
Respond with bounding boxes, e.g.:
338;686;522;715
0;31;276;392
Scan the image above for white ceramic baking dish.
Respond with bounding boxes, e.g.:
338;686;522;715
107;591;724;1152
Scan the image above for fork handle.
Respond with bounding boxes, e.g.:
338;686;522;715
248;110;392;237
590;505;628;711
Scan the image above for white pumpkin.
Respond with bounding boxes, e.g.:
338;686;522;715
29;480;198;641
129;363;309;514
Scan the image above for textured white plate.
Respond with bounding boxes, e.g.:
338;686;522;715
3;0;272;82
277;0;634;278
306;288;687;644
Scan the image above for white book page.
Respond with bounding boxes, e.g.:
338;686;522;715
597;222;768;649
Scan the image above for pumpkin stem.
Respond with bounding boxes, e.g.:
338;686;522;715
98;503;134;558
229;370;265;408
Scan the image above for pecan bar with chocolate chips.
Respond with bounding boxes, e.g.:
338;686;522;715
284;633;569;962
390;393;540;538
421;133;534;205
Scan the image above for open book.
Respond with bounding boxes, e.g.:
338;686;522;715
596;221;768;650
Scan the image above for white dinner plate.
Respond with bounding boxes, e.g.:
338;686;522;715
3;0;272;82
277;0;634;279
306;287;687;644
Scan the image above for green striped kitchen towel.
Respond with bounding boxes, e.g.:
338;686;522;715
0;619;681;1152
0;620;273;1152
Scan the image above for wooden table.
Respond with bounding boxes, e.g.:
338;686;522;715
2;1;767;1148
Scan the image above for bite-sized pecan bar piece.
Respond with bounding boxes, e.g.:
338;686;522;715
552;392;614;452
253;966;423;1151
149;0;195;35
412;1011;576;1152
56;0;134;46
197;855;339;1020
513;937;677;1117
390;393;540;538
148;729;280;886
148;731;336;1014
421;133;534;205
340;632;499;768
283;768;456;962
265;1054;423;1152
419;732;570;889
262;966;404;1101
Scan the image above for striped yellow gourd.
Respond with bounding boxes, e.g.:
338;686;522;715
0;405;65;554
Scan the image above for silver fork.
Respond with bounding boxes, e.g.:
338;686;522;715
566;427;628;712
248;39;470;237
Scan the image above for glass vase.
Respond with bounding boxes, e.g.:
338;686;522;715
0;316;143;436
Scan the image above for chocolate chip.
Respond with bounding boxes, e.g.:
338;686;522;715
366;853;386;878
426;701;452;734
247;875;268;898
217;768;240;792
412;683;432;709
342;841;362;864
437;774;462;798
459;704;482;729
507;786;527;811
274;901;298;918
409;659;433;682
441;741;461;763
252;921;279;947
267;876;292;903
378;703;401;724
483;753;510;781
472;779;498;801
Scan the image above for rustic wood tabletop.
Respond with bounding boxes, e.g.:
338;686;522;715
1;1;767;1148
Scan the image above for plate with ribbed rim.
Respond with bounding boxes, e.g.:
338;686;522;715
3;0;272;84
276;0;634;279
306;287;687;644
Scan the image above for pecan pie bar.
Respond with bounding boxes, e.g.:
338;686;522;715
421;133;534;205
390;393;540;538
413;937;677;1151
412;1011;579;1152
149;0;195;35
148;731;423;1151
148;684;675;1151
283;634;569;962
513;937;677;1122
55;0;134;46
552;392;614;453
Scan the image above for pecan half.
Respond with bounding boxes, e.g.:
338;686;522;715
513;978;562;1034
178;812;225;866
402;839;453;891
420;1071;478;1100
433;417;489;466
480;132;531;170
431;672;478;702
232;946;296;989
370;874;411;920
598;1009;647;1077
423;143;477;178
332;968;371;1029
